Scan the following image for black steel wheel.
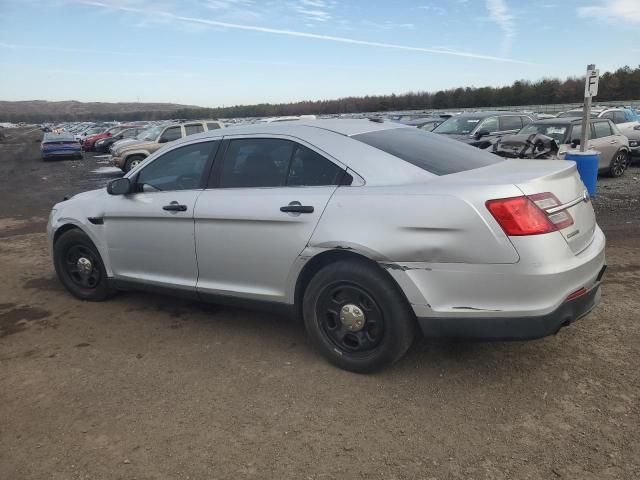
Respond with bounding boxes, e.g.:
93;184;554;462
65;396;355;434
54;229;113;301
303;258;415;373
609;150;628;178
316;282;385;355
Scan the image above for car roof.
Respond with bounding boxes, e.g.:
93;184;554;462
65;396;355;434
400;117;443;126
529;117;610;125
451;111;529;119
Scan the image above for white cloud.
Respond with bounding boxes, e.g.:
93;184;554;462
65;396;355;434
73;0;530;64
291;0;336;23
485;0;515;55
579;0;640;24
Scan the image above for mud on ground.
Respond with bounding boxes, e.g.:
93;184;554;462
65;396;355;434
1;128;639;479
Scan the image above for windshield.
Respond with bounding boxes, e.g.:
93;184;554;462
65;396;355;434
519;123;569;143
138;125;163;141
353;127;501;176
433;116;484;135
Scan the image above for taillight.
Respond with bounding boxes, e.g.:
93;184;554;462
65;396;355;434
529;193;574;230
486;192;574;236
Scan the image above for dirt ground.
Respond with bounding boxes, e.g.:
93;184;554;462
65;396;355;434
1;128;639;480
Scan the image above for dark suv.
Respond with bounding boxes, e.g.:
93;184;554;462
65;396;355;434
433;111;534;148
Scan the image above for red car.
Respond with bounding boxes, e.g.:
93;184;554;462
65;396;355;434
83;125;137;151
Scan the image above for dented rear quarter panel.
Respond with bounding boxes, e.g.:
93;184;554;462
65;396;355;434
308;183;522;265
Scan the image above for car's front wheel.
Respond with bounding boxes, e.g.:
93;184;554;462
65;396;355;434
53;229;112;301
609;150;629;177
124;155;145;173
303;259;415;373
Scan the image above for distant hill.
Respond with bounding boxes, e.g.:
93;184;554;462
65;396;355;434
0;100;202;122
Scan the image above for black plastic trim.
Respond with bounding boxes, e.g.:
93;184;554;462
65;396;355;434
107;278;295;318
417;283;602;341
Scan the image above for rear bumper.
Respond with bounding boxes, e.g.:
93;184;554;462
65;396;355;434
417;279;602;340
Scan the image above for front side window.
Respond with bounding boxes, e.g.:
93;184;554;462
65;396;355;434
136;141;217;192
185;124;204;136
592;121;612;139
159;126;182;143
207;122;221;130
288;145;343;186
478;116;499;133
499;116;522;131
219;138;293;188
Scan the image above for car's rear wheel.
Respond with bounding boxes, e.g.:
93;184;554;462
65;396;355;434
53;229;112;301
303;259;415;373
609;150;628;177
124;155;145;172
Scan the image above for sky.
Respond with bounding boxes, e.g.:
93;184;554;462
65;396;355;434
0;0;639;107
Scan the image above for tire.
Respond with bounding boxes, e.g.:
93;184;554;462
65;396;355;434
124;155;145;173
609;150;628;178
302;259;416;373
53;229;113;301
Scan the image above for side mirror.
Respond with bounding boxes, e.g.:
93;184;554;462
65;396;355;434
107;177;132;195
158;137;169;143
475;129;490;140
571;139;580;148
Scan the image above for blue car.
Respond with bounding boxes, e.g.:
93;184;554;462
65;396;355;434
41;133;83;161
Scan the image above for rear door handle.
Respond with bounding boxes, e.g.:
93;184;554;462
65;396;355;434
610;140;618;144
163;201;187;212
280;202;314;214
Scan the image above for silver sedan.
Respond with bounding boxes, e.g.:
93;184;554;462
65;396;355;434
47;120;606;372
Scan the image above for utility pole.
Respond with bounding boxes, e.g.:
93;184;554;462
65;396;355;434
580;64;599;152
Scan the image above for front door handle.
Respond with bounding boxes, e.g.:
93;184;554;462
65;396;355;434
163;201;187;212
280;201;314;214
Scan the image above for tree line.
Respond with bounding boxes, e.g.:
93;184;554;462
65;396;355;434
4;65;640;123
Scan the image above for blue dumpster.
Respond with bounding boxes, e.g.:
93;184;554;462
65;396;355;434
564;150;599;197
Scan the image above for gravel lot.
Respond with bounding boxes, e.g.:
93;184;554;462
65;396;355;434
1;128;639;480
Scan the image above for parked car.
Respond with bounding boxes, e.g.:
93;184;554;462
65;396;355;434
83;125;138;152
558;107;640;130
432;111;534;148
516;118;631;177
95;127;146;153
399;117;446;132
48;120;605;373
41;133;83;160
112;120;224;172
75;126;106;142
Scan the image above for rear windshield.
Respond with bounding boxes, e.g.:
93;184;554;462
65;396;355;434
353;127;501;176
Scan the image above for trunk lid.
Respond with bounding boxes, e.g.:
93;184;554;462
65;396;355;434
442;159;596;254
513;161;595;255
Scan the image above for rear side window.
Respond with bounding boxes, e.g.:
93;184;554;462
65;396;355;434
593;121;612;139
207;122;221;130
613;111;626;124
499;116;522;131
288;145;343;186
353;128;501;176
185;124;204;136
